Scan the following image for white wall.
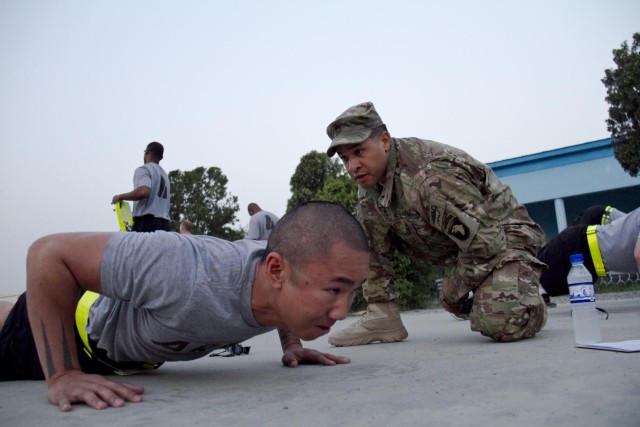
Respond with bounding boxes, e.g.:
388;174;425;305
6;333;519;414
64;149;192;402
499;157;640;204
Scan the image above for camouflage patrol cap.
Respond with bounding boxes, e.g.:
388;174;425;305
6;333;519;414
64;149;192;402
326;102;384;157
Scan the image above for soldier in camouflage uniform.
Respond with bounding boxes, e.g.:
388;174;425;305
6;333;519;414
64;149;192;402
325;102;547;345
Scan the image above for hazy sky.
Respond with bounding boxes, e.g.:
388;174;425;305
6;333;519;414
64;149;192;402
1;0;638;296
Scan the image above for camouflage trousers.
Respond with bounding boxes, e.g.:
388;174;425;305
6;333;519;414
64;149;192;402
463;261;547;342
364;260;547;342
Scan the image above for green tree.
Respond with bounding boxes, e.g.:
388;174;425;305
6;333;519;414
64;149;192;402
602;32;640;177
315;174;358;213
169;166;244;240
394;254;439;310
286;151;343;212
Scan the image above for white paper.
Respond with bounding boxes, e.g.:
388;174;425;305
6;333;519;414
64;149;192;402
576;340;640;353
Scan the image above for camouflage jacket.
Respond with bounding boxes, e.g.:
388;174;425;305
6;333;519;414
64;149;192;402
356;137;545;302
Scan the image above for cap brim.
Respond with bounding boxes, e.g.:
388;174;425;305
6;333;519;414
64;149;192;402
326;129;372;157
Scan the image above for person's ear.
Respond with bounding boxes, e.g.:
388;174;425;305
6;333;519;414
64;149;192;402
380;131;391;153
265;252;286;289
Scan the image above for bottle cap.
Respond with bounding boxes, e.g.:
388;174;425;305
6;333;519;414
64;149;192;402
570;253;584;263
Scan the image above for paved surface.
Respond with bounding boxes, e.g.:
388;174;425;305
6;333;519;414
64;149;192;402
1;295;639;426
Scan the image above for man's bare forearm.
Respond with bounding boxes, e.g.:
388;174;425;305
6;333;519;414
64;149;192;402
27;262;85;381
113;186;150;203
41;319;76;378
26;233;111;381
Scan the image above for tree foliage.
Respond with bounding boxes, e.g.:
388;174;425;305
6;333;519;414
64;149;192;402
394;254;439;310
169;166;244;240
315;174;359;213
602;32;640;177
286;151;344;212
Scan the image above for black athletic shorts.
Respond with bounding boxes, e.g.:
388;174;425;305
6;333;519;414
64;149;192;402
132;215;171;232
537;224;597;296
571;205;608;226
0;293;113;381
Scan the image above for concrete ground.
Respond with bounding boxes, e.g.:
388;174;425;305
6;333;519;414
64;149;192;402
1;294;639;427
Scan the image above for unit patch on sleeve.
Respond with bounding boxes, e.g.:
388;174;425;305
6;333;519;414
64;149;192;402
447;218;469;240
428;193;479;251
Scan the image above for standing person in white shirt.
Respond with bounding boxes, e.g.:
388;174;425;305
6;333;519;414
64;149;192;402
247;203;280;241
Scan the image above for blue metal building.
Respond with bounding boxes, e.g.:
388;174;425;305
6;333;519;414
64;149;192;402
487;138;640;241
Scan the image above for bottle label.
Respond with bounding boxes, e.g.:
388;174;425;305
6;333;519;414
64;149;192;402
569;281;596;304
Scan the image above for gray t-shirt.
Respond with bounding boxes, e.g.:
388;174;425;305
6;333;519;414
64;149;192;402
597;206;640;273
608;208;626;223
88;232;274;363
132;162;170;219
247;211;280;240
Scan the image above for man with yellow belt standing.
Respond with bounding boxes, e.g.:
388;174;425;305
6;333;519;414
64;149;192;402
325;102;548;345
112;141;171;232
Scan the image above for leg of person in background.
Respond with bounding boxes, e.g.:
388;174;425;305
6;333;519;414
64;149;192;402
571;205;608;226
0;301;13;330
537;224;592;297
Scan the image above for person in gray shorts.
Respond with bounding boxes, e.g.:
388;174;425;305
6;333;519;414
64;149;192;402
0;202;369;412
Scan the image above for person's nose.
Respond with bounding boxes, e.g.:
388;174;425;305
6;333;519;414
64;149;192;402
346;158;360;175
329;296;352;321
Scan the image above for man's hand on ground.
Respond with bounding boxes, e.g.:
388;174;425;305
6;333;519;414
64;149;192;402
47;369;145;412
281;347;351;368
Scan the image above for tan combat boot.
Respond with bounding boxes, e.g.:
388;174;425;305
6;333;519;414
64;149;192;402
328;301;408;346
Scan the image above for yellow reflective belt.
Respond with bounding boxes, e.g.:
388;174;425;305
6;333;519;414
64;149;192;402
586;225;606;276
75;291;101;358
115;201;134;231
601;205;615;225
74;291;163;375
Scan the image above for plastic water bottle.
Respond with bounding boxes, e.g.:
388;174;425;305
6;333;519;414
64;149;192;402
567;253;601;344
